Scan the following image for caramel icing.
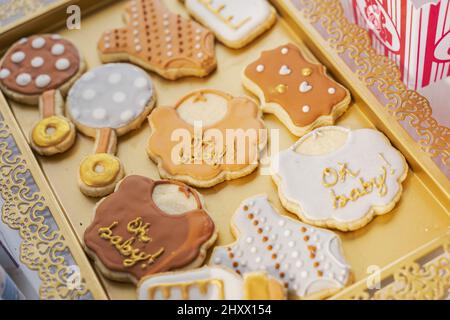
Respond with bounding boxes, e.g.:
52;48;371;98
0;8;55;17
84;176;215;280
41;90;56;118
96;128;113;154
98;0;216;79
0;35;80;95
244;43;348;127
148;90;265;180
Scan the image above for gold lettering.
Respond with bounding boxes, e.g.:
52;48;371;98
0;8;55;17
127;217;151;243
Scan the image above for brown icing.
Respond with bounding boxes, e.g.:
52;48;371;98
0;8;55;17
96;128;113;154
148;90;265;180
83;175;215;280
244;43;348;127
97;0;216;79
0;35;80;95
41;90;56;118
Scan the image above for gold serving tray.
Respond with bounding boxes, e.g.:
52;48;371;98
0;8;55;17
0;0;448;299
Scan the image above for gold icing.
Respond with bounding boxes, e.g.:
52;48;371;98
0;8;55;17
275;84;287;94
147;279;224;299
79;153;120;187
301;67;312;76
198;0;251;30
244;273;285;300
98;220;164;268
31;116;70;147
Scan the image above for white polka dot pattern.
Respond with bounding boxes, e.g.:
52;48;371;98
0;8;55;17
67;63;154;129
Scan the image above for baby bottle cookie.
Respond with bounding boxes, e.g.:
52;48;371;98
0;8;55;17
138;266;286;300
84;175;218;284
242;43;351;136
147;89;267;188
183;0;277;49
271;126;408;231
210;195;351;299
0;34;86;155
67;63;156;197
98;0;217;80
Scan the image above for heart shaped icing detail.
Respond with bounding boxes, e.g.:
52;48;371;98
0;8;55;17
299;81;312;93
279;65;291;76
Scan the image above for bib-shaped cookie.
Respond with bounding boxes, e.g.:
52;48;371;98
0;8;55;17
98;0;216;80
183;0;276;49
67;63;156;197
0;34;86;155
210;195;351;299
271;126;408;231
147;89;266;188
242;43;351;136
84;175;217;283
138;266;286;300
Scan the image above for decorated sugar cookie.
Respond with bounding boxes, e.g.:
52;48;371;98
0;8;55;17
242;43;351;136
147;89;267;188
98;0;217;80
210;195;351;299
183;0;277;49
138;266;286;300
84;175;217;283
0;34;86;155
271;126;408;231
67;63;156;197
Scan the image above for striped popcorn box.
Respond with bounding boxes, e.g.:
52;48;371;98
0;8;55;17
341;0;450;91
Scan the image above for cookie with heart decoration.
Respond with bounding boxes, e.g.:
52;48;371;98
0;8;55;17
84;175;218;284
98;0;217;80
242;43;351;136
210;195;352;299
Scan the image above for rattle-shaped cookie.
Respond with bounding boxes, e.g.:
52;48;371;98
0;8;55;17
242;43;351;136
98;0;217;80
84;175;217;283
210;195;351;299
138;266;286;300
67;63;156;197
147;89;267;188
0;34;85;155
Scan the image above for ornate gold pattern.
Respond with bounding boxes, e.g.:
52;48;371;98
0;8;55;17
0;115;91;299
286;0;449;177
0;0;60;27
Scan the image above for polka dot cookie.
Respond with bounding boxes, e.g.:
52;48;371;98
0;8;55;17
0;34;85;156
210;195;351;299
242;43;351;136
97;0;217;80
67;63;156;197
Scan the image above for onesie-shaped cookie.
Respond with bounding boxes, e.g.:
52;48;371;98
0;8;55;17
98;0;217;80
210;195;351;299
0;34;86;155
138;266;286;300
147;89;267;188
183;0;277;49
84;175;217;284
242;43;351;136
271;126;408;231
67;63;156;197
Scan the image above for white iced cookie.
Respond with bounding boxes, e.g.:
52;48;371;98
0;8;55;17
184;0;277;49
67;63;155;131
210;195;351;299
137;266;286;300
271;126;408;231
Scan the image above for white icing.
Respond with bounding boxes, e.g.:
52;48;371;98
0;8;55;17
51;43;65;55
0;68;10;79
328;87;336;94
256;64;264;72
138;266;245;300
281;47;289;54
31;56;44;68
271;126;407;224
299;81;312;93
11;51;26;63
31;37;46;49
184;0;274;44
92;108;107;120
55;58;70;70
35;74;51;88
51;34;62;40
279;65;291;76
302;105;310;113
16;73;31;86
210;195;351;298
67;63;154;129
18;38;28;44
